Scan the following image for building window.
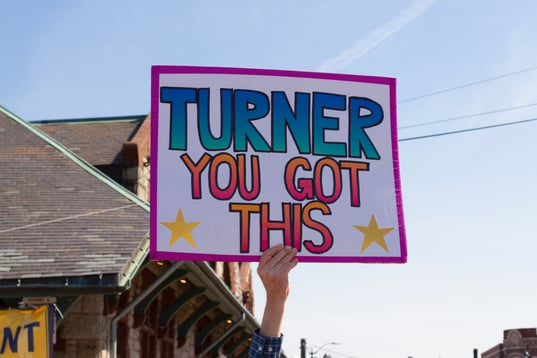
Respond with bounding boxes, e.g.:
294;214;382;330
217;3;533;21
117;289;132;358
160;288;177;358
140;298;159;358
140;270;159;358
139;269;185;358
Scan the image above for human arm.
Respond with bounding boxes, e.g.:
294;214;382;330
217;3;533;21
249;244;298;357
258;244;298;337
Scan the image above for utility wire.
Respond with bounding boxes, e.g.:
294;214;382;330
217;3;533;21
399;102;537;129
398;116;537;142
398;65;537;103
309;345;358;358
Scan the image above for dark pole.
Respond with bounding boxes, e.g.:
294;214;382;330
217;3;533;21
474;348;478;358
300;338;307;358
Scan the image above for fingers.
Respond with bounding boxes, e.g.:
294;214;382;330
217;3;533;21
258;246;298;284
259;244;297;268
271;245;295;266
259;244;284;267
260;244;285;261
288;256;298;271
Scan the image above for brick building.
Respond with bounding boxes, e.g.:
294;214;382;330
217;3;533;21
482;328;537;358
0;106;261;357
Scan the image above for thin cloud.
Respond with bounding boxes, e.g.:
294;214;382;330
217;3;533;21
318;0;438;72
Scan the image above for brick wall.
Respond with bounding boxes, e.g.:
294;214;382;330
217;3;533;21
55;295;110;358
482;328;537;358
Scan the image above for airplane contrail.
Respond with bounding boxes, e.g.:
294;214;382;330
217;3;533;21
318;0;438;72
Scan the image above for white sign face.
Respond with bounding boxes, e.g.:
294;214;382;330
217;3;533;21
150;66;407;263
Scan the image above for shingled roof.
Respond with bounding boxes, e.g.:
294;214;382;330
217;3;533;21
0;107;149;295
34;115;146;165
0;107;262;353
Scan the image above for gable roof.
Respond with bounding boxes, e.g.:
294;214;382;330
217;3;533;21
0;107;149;294
34;115;146;166
0;107;262;351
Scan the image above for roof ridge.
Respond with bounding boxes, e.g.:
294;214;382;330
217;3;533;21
0;105;149;212
32;114;147;125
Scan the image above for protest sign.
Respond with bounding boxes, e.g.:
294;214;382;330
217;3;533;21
150;66;406;263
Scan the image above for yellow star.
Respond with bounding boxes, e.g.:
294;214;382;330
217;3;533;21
353;214;394;253
161;209;201;248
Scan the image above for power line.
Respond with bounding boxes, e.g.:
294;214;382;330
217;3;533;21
398;65;537;103
399;102;537;129
309;345;358;358
398;116;537;142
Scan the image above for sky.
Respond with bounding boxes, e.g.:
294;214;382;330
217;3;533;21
2;1;537;357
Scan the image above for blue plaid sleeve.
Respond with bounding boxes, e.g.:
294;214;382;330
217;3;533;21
248;329;283;357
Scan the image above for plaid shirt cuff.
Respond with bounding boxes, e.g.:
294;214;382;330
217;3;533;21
248;329;283;357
